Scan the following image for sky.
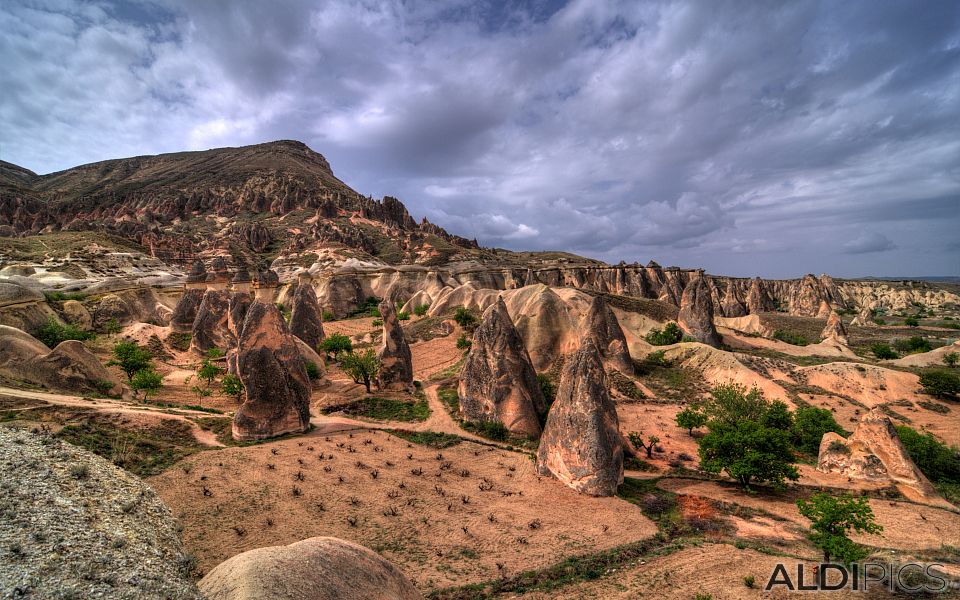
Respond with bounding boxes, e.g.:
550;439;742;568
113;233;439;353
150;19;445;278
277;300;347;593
1;0;958;278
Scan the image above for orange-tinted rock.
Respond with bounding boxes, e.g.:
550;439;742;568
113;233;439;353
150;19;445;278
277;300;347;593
820;311;849;345
677;274;721;347
536;338;624;496
190;290;233;354
746;277;774;314
232;301;311;441
458;298;546;438
583;295;633;375
289;273;325;351
375;298;413;390
721;279;747;317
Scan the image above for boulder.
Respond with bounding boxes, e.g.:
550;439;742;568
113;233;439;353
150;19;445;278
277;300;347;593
536;338;624;496
62;299;92;329
190;290;233;354
677;275;721;347
232;301;312;441
820;311;849;345
458;298;546;438
375;297;414;390
170;288;206;333
721;279;747;317
92;287;170;328
289;276;325;351
0;326;121;395
582;295;633;375
817;408;941;502
0;428;202;599
198;537;420;600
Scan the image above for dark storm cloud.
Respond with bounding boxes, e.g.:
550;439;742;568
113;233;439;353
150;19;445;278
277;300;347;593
1;0;958;277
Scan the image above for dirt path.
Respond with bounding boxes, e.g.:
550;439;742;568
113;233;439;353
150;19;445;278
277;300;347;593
0;386;225;447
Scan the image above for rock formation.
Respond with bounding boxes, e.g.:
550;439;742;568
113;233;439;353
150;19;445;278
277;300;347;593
746;277;774;314
458;297;546;438
91;286;171;328
536;338;624;496
0;325;122;395
583;295;633;375
232;300;311;441
198;537;419;600
375;297;414;390
0;428;202;599
817;408;941;503
677;274;721;347
720;279;747;317
61;299;92;329
190;270;233;354
289;271;325;350
820;311;849;345
171;260;207;332
850;305;874;327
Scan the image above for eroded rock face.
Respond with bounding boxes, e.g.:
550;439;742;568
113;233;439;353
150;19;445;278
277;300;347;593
198;537;420;600
62;299;92;329
458;298;546;438
289;276;325;351
190;289;233;354
232;301;311;441
171;288;206;333
850;305;874;327
820;311;849;345
536;339;624;496
583;295;633;375
92;287;170;328
721;279;747;318
817;409;940;501
677;275;721;347
746;277;774;314
375;297;413;390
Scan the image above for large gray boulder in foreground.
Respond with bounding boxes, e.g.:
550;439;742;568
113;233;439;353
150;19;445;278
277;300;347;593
0;428;201;599
199;536;421;600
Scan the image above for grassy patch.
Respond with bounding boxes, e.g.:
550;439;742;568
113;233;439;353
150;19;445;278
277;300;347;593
428;357;465;382
323;396;430;422
609;370;645;400
195;416;234;445
166;332;192;352
57;416;201;476
437;386;460;414
388;429;464;448
772;329;810;346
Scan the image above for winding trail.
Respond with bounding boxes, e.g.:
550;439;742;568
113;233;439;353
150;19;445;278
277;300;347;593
0;386;225;447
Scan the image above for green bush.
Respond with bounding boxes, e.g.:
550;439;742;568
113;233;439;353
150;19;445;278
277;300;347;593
321;311;336;322
893;336;932;354
130;369;163;401
414;304;429;316
904;316;920;327
645;350;670;367
792;407;844;455
675;407;707;435
874;318;887;326
372;319;383;327
397;311;410;321
220;374;244;401
943;352;958;368
537;373;557;408
919;369;960;399
456;333;471;350
44;291;87;303
33;317;94;348
106;341;153;381
304;361;322;380
103;318;122;335
453;307;477;329
645;322;683;346
464;418;509;441
895;425;960;484
870;343;898;360
320;334;353;358
772;329;809;346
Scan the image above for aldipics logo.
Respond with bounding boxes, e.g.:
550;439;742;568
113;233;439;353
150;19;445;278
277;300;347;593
765;562;953;593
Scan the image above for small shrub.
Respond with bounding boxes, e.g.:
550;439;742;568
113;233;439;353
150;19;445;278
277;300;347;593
371;319;383;327
904;316;920;327
68;464;90;479
414;304;429;316
871;343;898;360
874;318;887;325
453;307;477;329
103;318;122;335
107;341;153;381
304;361;321;380
220;374;244;401
645;322;683;346
645;350;669;367
743;575;756;588
33;317;94;348
456;333;471;350
944;352;959;368
464;419;509;441
919;369;960;399
397;311;410;321
537;373;557;407
827;440;851;455
320;334;352;358
321;311;336;322
893;336;932;354
772;329;809;346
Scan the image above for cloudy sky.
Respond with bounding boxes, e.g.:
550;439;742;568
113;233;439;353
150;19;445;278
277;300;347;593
2;0;958;278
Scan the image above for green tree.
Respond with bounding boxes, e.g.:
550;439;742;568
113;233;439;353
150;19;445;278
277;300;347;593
919;369;960;399
320;334;353;359
645;322;683;346
341;349;381;393
196;359;224;389
870;343;898;360
537;373;557;408
456;333;472;350
220;374;244;402
944;352;959;368
206;347;224;359
796;492;882;564
107;341;153;381
675;407;708;435
453;307;477;329
696;383;799;489
792;407;845;455
904;316;920;327
130;369;163;402
304;361;322;380
894;425;960;484
414;304;430;316
34;317;94;348
628;431;660;459
397;311;410;321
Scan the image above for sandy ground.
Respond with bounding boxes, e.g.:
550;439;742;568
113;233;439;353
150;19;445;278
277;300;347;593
148;429;658;591
616;403;701;470
515;544;905;599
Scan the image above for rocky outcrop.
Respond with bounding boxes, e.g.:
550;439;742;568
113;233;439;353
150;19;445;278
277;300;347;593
376;297;414;390
850;305;874;327
536;339;624;496
583;295;633;375
0;428;202;599
198;537;419;600
171;289;205;333
190;289;233;354
817;409;942;503
820;311;849;345
0;325;122;395
232;301;311;441
746;277;774;314
289;272;325;351
507;285;578;371
0;280;57;331
720;279;747;317
677;274;721;347
458;298;546;438
62;299;92;329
